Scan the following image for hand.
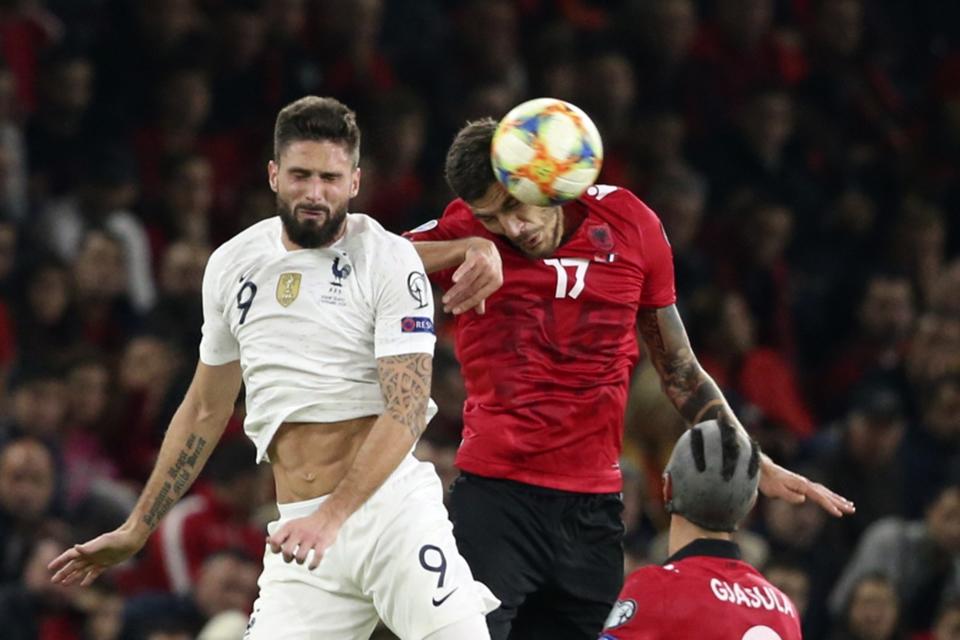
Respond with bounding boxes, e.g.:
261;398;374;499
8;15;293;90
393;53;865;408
759;454;855;517
48;527;146;587
266;507;345;571
441;238;503;315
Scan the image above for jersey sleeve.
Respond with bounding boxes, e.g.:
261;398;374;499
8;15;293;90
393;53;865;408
403;200;483;291
372;237;437;359
600;569;664;639
636;201;677;309
198;249;240;366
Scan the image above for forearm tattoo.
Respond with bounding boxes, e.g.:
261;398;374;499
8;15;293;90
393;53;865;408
142;434;208;529
377;353;432;438
637;307;730;425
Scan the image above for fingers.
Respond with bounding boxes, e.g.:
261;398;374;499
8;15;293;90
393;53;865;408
281;537;297;564
48;547;80;573
278;536;323;568
269;525;308;564
267;527;288;554
781;489;807;505
443;263;485;313
443;253;502;314
450;256;478;285
295;541;311;565
808;482;855;517
51;561;81;585
52;559;93;586
80;567;104;587
268;524;329;569
443;271;500;314
308;548;323;571
450;282;499;315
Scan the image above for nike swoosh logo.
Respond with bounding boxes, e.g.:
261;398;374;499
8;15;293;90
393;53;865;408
432;588;458;607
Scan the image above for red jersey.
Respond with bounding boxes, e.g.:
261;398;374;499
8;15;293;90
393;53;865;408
601;540;802;640
405;186;675;492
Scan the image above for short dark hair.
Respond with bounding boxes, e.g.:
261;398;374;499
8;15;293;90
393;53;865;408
273;96;361;166
445;118;498;203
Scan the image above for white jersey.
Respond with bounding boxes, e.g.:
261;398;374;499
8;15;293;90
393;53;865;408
199;214;437;461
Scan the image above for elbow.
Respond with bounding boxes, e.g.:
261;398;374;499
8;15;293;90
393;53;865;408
181;393;234;430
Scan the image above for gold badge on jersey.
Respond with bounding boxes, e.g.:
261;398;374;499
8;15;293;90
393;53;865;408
276;272;301;307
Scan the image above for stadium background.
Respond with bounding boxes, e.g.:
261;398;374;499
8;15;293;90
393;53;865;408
0;0;957;638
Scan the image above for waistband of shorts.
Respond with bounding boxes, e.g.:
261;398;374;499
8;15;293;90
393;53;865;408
276;452;420;520
459;472;621;500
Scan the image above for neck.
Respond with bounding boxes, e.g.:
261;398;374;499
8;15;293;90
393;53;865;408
559;204;584;244
668;514;733;556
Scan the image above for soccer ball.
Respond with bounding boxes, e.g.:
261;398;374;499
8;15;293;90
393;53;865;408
491;97;603;206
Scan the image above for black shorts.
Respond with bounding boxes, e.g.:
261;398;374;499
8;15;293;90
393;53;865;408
449;472;624;640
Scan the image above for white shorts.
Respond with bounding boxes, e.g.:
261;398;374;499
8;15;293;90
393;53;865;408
245;454;499;640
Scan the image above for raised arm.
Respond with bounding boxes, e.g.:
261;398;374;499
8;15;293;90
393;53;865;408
412;238;502;315
267;352;433;569
637;305;854;517
49;360;243;585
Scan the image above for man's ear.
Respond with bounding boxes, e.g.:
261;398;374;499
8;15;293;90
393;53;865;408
662;472;673;505
350;166;360;198
268;160;279;193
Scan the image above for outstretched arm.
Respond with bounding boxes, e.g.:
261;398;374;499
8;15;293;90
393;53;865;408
49;360;243;585
637;305;854;517
266;352;433;569
412;238;502;315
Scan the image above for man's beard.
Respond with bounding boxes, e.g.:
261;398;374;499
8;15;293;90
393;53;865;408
277;197;348;248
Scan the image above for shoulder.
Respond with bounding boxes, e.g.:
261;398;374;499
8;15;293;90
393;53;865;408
344;213;425;277
435;198;484;235
209;217;280;267
346;213;419;257
621;564;674;598
442;198;475;220
578;185;667;251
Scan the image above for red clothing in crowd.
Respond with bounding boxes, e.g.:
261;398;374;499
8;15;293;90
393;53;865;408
700;348;815;438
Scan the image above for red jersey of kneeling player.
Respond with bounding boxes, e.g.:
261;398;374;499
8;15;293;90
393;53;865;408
405;186;676;494
600;539;802;640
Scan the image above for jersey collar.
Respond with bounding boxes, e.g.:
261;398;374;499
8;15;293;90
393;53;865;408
665;538;742;564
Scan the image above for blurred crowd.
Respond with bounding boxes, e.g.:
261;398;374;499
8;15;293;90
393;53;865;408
0;0;957;639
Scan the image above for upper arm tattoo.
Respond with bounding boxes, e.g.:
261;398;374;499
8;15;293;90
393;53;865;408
637;306;728;425
377;353;433;438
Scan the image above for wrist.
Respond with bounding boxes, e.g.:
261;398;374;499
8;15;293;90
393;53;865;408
464;236;492;255
120;519;152;546
317;494;355;526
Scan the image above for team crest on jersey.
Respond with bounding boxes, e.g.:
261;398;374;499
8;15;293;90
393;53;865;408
276;273;301;307
604;599;637;628
330;256;352;286
587;222;615;252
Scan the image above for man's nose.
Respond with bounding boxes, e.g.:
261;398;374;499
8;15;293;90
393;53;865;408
305;177;326;203
501;214;525;238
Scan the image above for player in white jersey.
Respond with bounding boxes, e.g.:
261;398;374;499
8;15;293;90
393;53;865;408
48;96;498;640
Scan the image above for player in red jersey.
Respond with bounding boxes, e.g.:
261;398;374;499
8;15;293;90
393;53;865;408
600;418;802;640
407;118;852;639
